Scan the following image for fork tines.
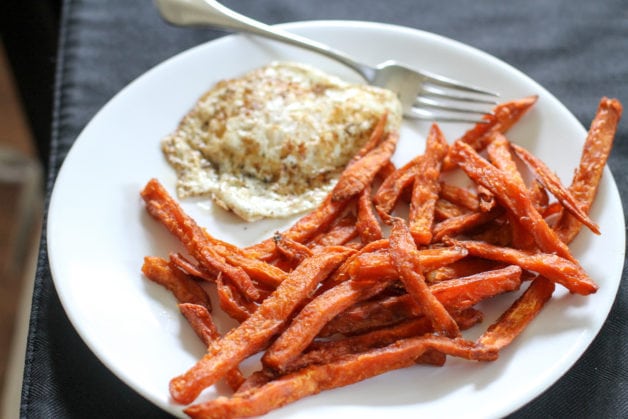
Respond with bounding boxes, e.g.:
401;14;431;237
412;72;499;123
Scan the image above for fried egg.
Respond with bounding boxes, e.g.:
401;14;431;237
162;61;402;221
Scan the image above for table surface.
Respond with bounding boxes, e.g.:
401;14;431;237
21;0;627;417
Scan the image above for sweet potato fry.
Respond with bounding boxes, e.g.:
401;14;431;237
247;194;353;260
373;155;420;215
273;232;313;266
332;131;399;201
326;265;519;337
486;132;523;183
308;213;359;250
529;180;549;214
348;245;468;283
430;265;522;310
432;208;503;242
184;335;497;419
262;277;391;372
434;198;470;220
319;293;421;337
291;317;435;371
347;112;388;166
442;96;538;169
453;307;485;330
554;97;622;243
470;134;537;250
319;239;392;291
179;303;219;345
142;179;263;302
141;256;212;311
389;217;460;337
215;274;256;323
409;124;449;244
142;179;282;282
376;159;397;181
179;303;245;391
168;252;215;283
477;185;496;212
486;132;532;234
222;253;287;290
320;294;485;338
233;369;277;396
511;142;600;234
450;141;576;262
169;246;354;404
478;276;555;351
439;182;480;212
356;185;383;243
425;257;504;283
468;217;513;247
449;238;597;295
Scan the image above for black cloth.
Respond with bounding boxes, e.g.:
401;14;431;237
21;0;627;417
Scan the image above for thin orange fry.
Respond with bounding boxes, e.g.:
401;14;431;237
389;217;460;337
325;265;520;337
477;185;496;212
348;245;469;283
450;141;576;262
554;97;622;243
486;133;537;250
184;335;497;419
376;159;397;181
478;276;555;351
169;246;354;404
262;277;391;372
356;185;383;243
215;274;256;323
332;131;399;202
319;239;392;291
529;180;549;214
168;252;215;283
291;317;434;371
434;198;470;220
430;265;522;310
432;208;503;242
247;194;353;260
450;238;597;295
141;256;212;311
141;179;263;302
443;95;538;168
486;132;522;186
426;257;504;283
308;213;359;250
179;303;246;391
178;303;219;345
511;142;600;234
233;369;277;396
409;124;449;245
373;154;420;215
273;232;313;266
439;182;480;212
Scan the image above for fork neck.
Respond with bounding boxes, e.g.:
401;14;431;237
156;0;375;82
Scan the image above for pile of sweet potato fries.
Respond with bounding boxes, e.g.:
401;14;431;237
140;96;621;418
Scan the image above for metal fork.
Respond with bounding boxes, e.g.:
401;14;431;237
154;0;498;123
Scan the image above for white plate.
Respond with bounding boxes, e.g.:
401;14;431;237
47;21;625;418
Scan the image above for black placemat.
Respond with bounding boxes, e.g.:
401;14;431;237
21;0;627;417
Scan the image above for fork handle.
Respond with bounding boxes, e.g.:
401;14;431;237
154;0;373;80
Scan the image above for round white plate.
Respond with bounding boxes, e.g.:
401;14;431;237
47;21;625;418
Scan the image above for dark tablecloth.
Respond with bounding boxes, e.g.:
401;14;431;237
20;0;627;417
